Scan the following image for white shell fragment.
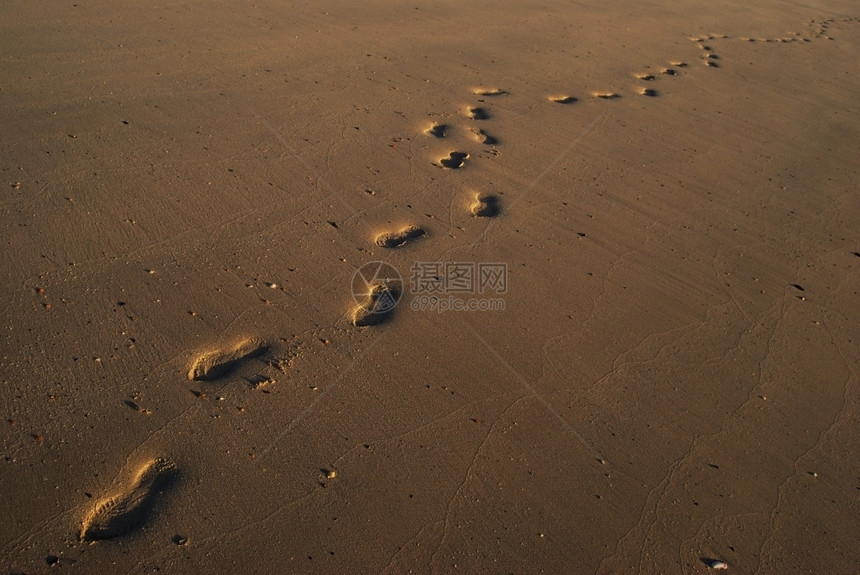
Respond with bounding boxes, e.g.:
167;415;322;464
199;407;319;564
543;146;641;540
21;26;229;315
705;559;729;570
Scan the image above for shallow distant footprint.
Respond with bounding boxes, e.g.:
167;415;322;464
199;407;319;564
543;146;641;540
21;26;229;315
352;283;400;326
187;338;269;381
472;87;508;96
470;193;501;217
548;95;578;104
375;225;425;248
80;458;178;541
593;92;620;100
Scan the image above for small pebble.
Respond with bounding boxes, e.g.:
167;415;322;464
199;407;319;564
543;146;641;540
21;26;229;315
172;534;188;546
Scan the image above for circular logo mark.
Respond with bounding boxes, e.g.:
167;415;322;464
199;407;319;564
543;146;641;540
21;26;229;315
351;261;403;313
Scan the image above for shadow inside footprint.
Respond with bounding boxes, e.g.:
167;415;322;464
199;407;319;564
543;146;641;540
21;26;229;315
439;152;469;169
427;124;447;138
473;129;498;146
471;194;501;217
468;107;489;120
375;225;425;248
81;458;178;541
353;283;400;327
188;339;269;381
641;88;658;97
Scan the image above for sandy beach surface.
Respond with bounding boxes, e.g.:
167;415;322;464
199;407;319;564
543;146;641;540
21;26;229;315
2;0;858;573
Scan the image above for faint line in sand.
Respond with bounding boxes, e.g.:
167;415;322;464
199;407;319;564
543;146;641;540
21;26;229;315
257;329;388;461
471;111;608;247
466;324;606;463
255;114;374;234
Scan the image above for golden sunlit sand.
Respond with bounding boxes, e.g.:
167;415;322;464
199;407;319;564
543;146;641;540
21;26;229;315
1;1;858;572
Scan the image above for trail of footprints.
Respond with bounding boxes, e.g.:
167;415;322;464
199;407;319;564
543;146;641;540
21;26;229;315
353;88;514;324
357;16;858;327
75;14;858;547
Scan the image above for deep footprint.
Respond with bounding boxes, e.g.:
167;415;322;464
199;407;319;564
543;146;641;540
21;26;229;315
426;123;447;138
467;107;489;120
187;338;269;381
471;194;501;217
352;283;400;326
375;225;425;248
439;151;469;169
80;458;178;541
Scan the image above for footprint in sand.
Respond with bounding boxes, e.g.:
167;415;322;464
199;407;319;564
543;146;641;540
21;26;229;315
593;92;620;100
690;37;723;67
472;87;508;96
80;458;178;541
470;193;501;218
471;128;498;146
374;224;425;248
631;60;687;95
425;123;447;138
187;338;269;381
548;95;578;104
352;283;400;327
467;107;490;120
696;45;720;67
438;151;470;169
